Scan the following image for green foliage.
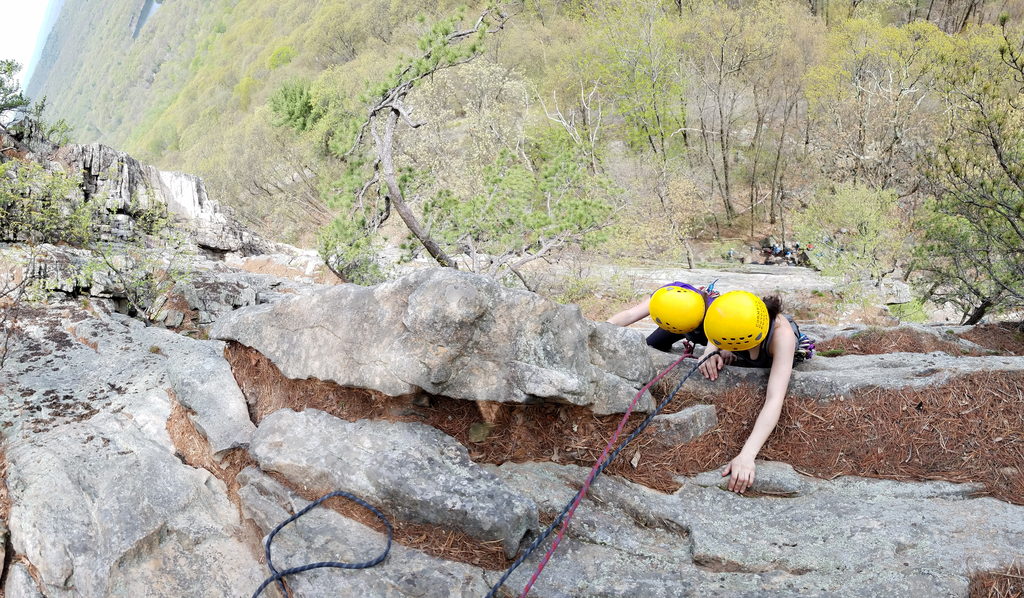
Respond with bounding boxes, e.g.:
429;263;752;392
912;23;1024;322
91;233;194;322
9;96;75;146
0;161;94;244
794;183;910;282
0;59;30;119
554;272;638;319
581;0;686;156
268;81;315;131
233;76;259;110
421;129;616;274
805;18;948;188
888;298;928;323
316;214;387;284
364;9;487;103
266;45;297;69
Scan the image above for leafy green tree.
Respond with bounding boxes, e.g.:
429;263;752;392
914;19;1024;322
272;9;507;277
0;161;92;244
794;183;910;282
266;45;297;69
268;81;315;131
805;18;947;192
913;204;1012;323
421;130;616;285
0;59;29;121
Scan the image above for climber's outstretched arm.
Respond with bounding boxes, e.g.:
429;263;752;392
607;297;651;327
722;321;796;493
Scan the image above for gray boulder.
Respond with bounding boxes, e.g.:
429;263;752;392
236;467;491;597
650;350;1024;400
650;404;718;445
488;460;1024;597
213;267;658;414
250;408;537;558
0;304;263;595
6;413;262;597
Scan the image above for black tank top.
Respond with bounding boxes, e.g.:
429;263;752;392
731;315;800;368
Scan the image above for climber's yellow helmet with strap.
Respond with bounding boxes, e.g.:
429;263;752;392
650;283;705;334
703;290;769;351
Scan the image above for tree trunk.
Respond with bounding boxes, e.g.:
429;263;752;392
963;298;992;325
378;111;458;269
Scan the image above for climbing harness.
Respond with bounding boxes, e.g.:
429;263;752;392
485;349;720;598
250;490;394;598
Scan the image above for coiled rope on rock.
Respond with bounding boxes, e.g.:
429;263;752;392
486;349;718;598
250;490;394;598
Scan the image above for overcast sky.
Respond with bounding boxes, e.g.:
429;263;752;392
0;0;57;89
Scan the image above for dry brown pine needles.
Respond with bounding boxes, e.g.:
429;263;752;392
225;343;1024;573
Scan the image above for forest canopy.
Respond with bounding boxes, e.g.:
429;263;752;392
18;0;1024;321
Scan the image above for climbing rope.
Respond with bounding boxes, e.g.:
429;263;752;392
485;349;719;598
250;490;394;598
249;349;713;598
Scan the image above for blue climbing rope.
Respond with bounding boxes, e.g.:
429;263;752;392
250;490;394;598
485;351;719;598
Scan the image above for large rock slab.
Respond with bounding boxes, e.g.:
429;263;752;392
0;303;255;449
651;350;1024;400
249;408;537;558
0;303;262;595
488;460;1024;597
236;467;491;597
6;414;262;597
212;267;658;414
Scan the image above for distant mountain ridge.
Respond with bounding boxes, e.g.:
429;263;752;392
22;0;66;92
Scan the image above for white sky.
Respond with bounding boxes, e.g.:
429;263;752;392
0;0;57;89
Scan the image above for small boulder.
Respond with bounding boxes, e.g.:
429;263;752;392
650;404;718;445
249;408;538;558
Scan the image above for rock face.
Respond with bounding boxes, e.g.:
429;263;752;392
250;408;538;558
7;417;260;597
237;467;492;597
651;348;1024;400
0;304;261;596
487;460;1024;597
50;144;271;254
0;269;1020;597
212;267;658;414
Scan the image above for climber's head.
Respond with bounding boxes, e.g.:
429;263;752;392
703;290;770;351
649;283;707;334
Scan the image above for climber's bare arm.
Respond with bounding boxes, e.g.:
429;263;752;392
607;297;651;327
722;319;796;493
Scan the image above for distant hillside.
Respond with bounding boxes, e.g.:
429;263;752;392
23;0;472;242
22;0;67;89
26;0;211;146
17;0;1024;323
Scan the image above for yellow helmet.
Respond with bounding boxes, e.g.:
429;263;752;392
703;290;769;351
650;284;705;334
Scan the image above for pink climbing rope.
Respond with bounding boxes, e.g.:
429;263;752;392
519;345;694;597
